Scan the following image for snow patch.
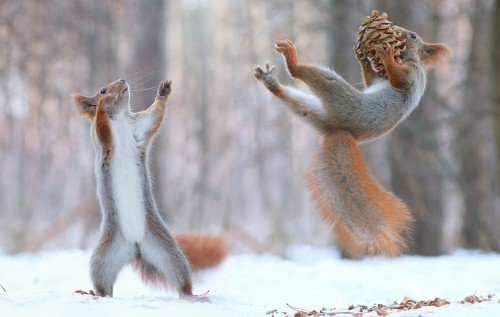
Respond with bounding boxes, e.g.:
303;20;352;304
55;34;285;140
0;247;498;317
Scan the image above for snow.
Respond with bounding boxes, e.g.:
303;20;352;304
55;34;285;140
0;246;499;317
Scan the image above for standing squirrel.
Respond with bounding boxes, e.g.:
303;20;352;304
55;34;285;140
255;26;450;257
71;79;228;298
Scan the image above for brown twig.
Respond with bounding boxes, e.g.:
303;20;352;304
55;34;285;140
287;304;361;316
284;294;496;317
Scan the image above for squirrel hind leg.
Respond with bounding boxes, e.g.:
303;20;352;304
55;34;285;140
137;219;193;296
89;229;135;297
306;131;413;257
132;257;167;288
306;171;366;258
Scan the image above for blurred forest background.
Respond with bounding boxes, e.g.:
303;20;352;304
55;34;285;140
0;0;499;256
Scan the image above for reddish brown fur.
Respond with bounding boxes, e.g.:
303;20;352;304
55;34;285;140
306;132;413;258
71;93;96;120
94;95;115;162
175;233;230;270
378;48;412;91
276;40;300;77
421;43;451;68
132;258;194;295
94;225;116;260
146;214;172;243
271;84;285;98
132;258;167;287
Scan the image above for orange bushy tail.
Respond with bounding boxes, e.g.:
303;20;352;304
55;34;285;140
175;233;229;270
306;131;413;258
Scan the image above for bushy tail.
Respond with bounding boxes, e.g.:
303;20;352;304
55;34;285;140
306;131;413;258
175;233;230;270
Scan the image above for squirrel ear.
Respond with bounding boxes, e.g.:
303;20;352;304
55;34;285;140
421;43;451;68
71;92;96;121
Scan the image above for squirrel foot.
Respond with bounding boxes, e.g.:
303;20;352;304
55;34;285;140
75;289;98;296
275;40;299;76
373;43;394;60
180;291;211;303
156;80;172;100
254;63;279;92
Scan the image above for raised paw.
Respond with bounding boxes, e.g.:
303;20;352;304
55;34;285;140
353;45;370;65
373;43;394;59
254;63;279;92
275;39;300;77
157;80;172;99
275;39;297;59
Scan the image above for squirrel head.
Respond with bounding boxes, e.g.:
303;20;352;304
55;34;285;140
395;26;451;68
72;79;130;121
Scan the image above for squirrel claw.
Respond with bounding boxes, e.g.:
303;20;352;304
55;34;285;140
373;44;393;60
275;39;297;56
254;63;275;80
75;289;96;296
254;66;264;80
254;63;278;91
353;45;369;64
157;80;172;98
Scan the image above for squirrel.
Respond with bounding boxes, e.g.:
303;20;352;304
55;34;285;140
71;79;228;298
254;26;450;258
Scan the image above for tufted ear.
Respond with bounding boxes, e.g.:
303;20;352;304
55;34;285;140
421;42;451;68
71;92;96;121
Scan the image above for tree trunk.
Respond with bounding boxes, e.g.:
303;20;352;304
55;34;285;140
494;0;500;192
458;0;499;251
375;0;445;255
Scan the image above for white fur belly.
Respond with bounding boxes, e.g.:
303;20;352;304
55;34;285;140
363;79;390;94
110;117;146;242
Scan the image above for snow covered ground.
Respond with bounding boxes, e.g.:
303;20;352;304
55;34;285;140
0;246;498;317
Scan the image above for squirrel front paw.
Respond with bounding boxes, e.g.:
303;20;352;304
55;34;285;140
254;63;279;91
275;40;298;60
373;44;394;60
157;80;172;100
353;45;370;65
275;40;300;76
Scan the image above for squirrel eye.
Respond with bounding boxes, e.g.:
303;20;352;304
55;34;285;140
410;33;417;40
100;88;106;95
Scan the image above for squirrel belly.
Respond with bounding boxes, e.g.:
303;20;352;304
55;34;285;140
306;131;413;258
108;114;146;243
346;74;426;142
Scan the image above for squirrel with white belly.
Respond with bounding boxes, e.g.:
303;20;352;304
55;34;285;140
72;79;228;298
255;11;450;258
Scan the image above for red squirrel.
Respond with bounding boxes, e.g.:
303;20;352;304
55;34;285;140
255;25;450;257
72;79;228;298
